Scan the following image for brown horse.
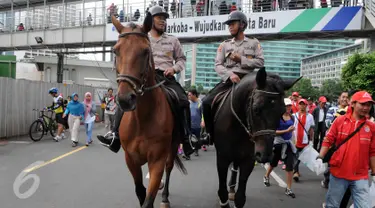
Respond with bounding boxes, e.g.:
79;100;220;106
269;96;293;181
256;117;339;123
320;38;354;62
111;15;186;208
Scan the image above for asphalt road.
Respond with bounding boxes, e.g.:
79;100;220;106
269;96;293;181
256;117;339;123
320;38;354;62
0;124;327;208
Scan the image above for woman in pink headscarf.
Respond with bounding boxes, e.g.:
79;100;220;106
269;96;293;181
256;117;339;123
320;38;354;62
84;92;96;146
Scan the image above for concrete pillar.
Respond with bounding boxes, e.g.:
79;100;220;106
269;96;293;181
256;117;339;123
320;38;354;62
370;35;375;52
57;53;64;83
191;44;197;86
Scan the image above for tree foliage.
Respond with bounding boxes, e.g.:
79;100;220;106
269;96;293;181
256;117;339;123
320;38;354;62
319;79;343;102
341;52;375;94
286;78;318;99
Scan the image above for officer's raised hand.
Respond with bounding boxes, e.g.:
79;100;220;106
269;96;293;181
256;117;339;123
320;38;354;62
230;73;240;83
229;52;241;63
164;68;175;77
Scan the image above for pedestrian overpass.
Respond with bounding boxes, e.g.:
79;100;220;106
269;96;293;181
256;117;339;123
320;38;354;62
0;0;374;51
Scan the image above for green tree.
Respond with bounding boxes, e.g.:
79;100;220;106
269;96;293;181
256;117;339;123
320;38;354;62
319;79;343;102
341;52;375;94
286;78;318;99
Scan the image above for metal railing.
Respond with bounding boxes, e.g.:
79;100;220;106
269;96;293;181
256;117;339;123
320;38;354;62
0;0;365;33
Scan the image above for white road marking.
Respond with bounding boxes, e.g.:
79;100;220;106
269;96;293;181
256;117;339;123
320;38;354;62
8;141;32;144
263;163;287;188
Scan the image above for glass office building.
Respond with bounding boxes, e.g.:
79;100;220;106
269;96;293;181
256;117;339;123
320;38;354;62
184;39;355;90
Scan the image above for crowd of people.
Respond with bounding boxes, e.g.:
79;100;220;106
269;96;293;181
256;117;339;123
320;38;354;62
46;88;97;147
262;90;375;207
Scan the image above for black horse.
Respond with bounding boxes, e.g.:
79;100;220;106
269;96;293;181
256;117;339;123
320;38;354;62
210;68;300;208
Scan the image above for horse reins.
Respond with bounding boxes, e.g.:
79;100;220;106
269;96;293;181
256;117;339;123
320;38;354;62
115;32;165;96
230;83;279;140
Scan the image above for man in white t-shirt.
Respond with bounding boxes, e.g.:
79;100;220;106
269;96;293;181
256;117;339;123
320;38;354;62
292;98;315;182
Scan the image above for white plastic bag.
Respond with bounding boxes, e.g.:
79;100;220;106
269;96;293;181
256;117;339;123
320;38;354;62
298;144;327;175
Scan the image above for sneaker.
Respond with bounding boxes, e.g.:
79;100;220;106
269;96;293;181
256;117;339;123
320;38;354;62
293;172;300;182
72;141;78;147
263;176;270;187
53;135;61;142
285;188;295;198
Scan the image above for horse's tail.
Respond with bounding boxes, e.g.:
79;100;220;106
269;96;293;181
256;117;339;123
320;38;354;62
174;156;187;175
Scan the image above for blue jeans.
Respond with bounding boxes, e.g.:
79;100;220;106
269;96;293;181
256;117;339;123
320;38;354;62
85;122;94;143
326;175;370;208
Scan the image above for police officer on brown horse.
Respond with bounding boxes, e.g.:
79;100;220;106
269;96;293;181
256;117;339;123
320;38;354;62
97;5;194;157
202;10;265;142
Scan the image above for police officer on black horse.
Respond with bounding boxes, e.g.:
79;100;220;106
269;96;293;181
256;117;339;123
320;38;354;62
202;10;265;143
97;5;195;157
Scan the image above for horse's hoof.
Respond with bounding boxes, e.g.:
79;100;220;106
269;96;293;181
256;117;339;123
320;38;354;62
159;181;165;190
228;192;235;201
160;202;170;208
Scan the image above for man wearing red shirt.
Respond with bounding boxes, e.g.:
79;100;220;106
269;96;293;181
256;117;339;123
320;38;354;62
307;97;316;114
291;92;300;113
318;91;375;208
292;99;315;182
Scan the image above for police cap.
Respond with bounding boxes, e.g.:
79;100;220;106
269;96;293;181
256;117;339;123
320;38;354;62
149;5;169;18
223;11;248;29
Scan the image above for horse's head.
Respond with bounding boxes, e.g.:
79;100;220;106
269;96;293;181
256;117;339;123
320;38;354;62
111;14;154;111
248;68;301;163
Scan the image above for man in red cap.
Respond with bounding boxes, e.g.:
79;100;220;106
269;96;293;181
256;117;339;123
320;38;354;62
312;96;328;151
291;92;300;113
292;98;315;182
317;91;375;208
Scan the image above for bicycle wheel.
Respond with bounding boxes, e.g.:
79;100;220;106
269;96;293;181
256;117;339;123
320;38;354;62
29;120;45;141
49;120;58;137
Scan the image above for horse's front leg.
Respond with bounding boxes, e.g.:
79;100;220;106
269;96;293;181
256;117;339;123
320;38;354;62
142;151;168;208
216;154;231;208
234;156;255;208
228;162;239;201
125;152;146;206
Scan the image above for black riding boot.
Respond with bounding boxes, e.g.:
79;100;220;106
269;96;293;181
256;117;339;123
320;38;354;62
181;107;194;157
97;108;123;153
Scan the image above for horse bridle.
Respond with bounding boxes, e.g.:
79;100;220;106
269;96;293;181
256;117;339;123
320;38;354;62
115;32;165;96
230;84;280;140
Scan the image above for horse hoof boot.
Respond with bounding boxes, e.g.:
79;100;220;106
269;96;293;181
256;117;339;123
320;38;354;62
228;192;235;201
160;202;170;208
159;181;165;190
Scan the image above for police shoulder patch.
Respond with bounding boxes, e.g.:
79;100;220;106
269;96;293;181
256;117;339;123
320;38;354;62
218;44;223;52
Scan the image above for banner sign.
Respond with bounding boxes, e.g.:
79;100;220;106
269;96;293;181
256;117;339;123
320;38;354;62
105;6;362;41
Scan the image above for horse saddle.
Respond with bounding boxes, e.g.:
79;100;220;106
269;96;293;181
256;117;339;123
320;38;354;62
212;88;233;122
160;85;180;118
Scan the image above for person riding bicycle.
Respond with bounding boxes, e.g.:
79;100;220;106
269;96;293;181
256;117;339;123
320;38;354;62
46;87;67;141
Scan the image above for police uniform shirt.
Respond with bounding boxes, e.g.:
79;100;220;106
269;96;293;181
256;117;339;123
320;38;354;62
215;37;264;81
149;33;186;73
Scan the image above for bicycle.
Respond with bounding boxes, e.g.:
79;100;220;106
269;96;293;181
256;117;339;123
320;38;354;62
29;109;58;141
